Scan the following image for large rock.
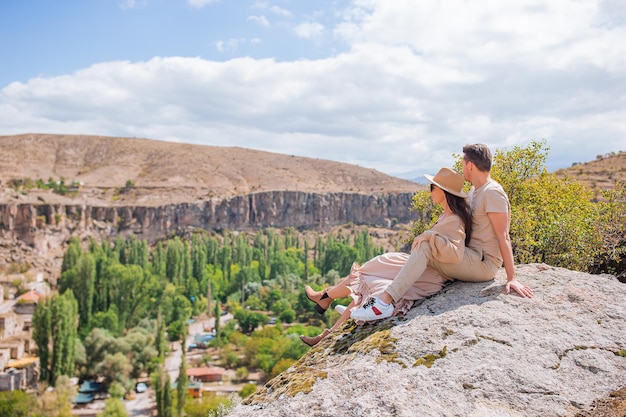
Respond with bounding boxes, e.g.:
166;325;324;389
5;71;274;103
227;264;626;417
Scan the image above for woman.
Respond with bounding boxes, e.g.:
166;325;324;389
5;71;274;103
300;167;472;346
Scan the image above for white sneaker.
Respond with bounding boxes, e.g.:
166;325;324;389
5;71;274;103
334;305;347;314
350;297;393;321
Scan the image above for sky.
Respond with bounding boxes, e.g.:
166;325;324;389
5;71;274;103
1;0;625;181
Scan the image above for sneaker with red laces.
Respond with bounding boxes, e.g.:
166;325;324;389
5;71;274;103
350;297;393;321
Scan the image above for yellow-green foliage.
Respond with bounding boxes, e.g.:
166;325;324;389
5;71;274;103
409;189;442;238
239;383;257;399
595;181;626;273
510;172;599;270
414;140;625;273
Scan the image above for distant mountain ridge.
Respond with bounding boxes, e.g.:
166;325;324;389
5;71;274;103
0;133;420;206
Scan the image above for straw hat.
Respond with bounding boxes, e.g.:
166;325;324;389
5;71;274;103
424;167;468;198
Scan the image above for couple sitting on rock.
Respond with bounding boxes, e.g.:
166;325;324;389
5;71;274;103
300;143;534;346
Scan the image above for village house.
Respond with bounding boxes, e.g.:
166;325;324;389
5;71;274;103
186;366;226;383
0;284;45;392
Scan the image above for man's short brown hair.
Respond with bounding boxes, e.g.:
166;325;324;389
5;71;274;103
463;144;492;172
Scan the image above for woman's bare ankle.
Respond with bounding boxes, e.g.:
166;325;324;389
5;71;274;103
380;292;393;304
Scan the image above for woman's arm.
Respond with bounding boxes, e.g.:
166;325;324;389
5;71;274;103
414;216;466;263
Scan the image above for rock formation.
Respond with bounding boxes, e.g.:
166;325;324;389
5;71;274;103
0;190;414;248
225;264;626;417
0;190;417;284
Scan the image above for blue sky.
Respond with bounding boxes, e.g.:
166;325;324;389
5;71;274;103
1;0;625;180
1;1;350;85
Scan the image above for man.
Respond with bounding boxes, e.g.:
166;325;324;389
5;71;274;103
351;144;533;321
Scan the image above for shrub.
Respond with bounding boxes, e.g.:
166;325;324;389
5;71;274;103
413;140;625;273
239;383;257;399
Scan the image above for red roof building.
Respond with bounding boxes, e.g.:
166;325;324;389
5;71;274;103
186;366;226;382
16;291;40;304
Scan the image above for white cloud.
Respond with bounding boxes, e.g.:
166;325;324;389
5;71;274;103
247;15;270;27
119;0;136;10
214;38;260;53
1;0;626;178
188;0;220;8
119;0;148;10
294;22;324;39
252;1;292;17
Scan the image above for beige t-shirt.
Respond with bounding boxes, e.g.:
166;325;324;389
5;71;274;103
467;179;510;267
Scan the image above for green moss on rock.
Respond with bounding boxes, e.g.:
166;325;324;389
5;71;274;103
413;346;447;368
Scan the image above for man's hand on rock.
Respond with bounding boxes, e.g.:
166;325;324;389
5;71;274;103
506;279;534;298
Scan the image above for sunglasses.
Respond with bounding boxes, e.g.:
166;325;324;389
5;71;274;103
430;184;436;192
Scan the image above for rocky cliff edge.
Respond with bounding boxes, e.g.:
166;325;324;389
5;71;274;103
226;264;626;417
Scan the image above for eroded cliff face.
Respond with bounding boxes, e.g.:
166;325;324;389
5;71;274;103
0;190;415;254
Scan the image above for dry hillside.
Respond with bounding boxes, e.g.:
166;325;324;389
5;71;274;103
0;134;420;206
555;150;626;194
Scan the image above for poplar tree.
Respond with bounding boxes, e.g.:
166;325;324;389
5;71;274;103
35;290;79;385
153;366;173;417
61;237;82;274
214;301;221;342
32;297;51;383
304;240;310;280
152;242;166;278
176;326;188;417
155;309;166;359
74;254;95;328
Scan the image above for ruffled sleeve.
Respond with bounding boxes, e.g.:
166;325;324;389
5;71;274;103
418;215;465;264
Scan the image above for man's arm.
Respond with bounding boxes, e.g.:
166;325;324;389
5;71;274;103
487;211;534;298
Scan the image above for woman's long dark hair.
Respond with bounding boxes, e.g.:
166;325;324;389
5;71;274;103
445;192;473;246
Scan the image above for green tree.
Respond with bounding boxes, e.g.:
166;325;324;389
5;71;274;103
270;358;295;378
32;295;52;383
99;352;133;390
320;241;358;276
487;141;604;271
235;366;249;381
99;398;128;417
239;383;257;399
234;310;269;335
592;181;626;275
166;238;185;285
279;308;296;324
176;325;188;417
153;366;173;417
156;309;166;359
214;301;221;342
82;327;113;378
119;326;158;378
0;390;36;417
183;393;231;417
90;307;120;336
162;373;173;417
44;291;79;385
510;172;598;270
35;375;75;417
61;237;82;275
74;254;96;329
104;263;159;331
